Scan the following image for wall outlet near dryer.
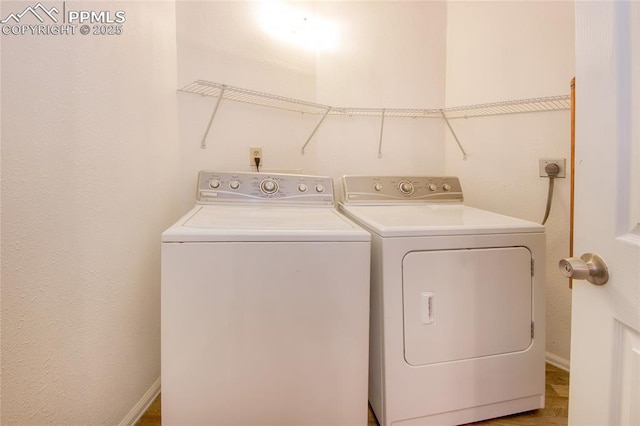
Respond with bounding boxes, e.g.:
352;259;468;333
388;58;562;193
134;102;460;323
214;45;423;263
249;146;263;167
539;158;566;178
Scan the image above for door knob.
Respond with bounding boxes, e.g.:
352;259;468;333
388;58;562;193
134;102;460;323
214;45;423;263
559;253;609;285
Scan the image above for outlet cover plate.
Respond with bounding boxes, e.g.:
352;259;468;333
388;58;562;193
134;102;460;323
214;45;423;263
249;146;263;167
539;158;566;178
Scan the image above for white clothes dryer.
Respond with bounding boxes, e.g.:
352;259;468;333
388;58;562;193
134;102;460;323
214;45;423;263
162;171;371;425
338;175;546;426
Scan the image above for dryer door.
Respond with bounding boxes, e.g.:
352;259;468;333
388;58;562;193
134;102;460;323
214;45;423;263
402;247;533;366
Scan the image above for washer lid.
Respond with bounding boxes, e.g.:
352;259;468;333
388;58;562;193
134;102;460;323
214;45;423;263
162;205;370;242
339;204;544;237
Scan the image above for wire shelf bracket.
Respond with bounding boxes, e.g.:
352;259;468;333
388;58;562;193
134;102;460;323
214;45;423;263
200;85;226;149
301;107;331;155
378;110;386;158
441;111;468;160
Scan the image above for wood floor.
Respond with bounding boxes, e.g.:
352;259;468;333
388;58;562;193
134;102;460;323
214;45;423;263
137;363;569;426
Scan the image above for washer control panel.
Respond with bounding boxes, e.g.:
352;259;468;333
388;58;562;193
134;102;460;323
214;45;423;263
342;175;463;203
197;171;334;205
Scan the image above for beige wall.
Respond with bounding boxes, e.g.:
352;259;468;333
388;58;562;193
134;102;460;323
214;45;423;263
0;1;180;423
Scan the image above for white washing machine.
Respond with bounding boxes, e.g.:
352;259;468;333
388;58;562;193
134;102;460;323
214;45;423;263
338;176;546;426
162;171;371;425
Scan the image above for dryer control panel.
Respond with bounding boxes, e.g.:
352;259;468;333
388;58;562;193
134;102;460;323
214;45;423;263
197;171;335;205
341;175;463;203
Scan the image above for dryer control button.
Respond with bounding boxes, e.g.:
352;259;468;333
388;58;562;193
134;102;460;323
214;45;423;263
398;180;414;195
209;179;221;189
229;181;240;190
442;183;452;192
428;183;437;192
374;183;383;192
315;184;325;193
297;184;308;193
260;179;279;194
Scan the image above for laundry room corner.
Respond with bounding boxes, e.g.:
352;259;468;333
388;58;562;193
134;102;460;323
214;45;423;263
444;1;575;369
312;1;447;179
2;0;583;424
174;1;448;215
1;1;181;424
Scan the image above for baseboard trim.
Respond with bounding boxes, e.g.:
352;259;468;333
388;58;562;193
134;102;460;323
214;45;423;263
546;352;570;372
119;377;161;426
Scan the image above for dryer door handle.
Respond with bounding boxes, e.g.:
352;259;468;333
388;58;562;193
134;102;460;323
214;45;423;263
420;292;435;325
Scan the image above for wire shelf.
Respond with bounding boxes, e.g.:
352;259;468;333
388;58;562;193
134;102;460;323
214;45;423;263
179;81;444;118
338;107;443;118
444;95;572;119
180;80;569;118
180;80;331;115
179;80;571;157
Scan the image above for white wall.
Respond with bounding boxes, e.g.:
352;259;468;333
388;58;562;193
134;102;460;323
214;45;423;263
445;1;575;367
0;1;179;423
175;1;446;211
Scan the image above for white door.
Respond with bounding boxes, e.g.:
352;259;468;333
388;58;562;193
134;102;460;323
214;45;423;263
569;2;640;425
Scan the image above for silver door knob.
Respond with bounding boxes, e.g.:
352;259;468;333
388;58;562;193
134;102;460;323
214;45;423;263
559;253;609;285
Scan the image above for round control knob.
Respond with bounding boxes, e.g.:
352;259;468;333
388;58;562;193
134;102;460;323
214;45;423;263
229;181;240;190
260;179;279;194
297;184;308;193
209;179;221;189
442;183;452;192
398;181;414;195
374;183;383;192
315;184;325;193
428;183;437;192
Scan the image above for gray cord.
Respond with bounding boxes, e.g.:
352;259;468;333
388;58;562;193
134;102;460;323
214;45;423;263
541;162;560;225
541;177;555;225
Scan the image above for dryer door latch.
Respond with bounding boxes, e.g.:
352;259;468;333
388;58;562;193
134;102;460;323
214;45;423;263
531;322;535;339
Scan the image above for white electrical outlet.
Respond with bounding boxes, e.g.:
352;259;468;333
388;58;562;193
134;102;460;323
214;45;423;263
249;147;263;167
539;158;566;178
